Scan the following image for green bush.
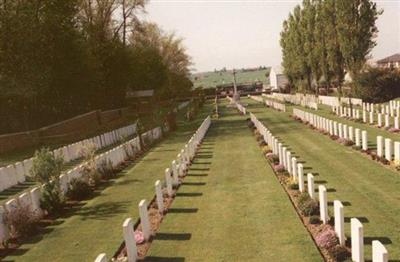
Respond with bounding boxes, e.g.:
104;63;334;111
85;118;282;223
66;178;92;201
40;181;65;216
353;67;400;103
297;192;319;216
309;215;320;224
329;245;350;261
30;148;64;183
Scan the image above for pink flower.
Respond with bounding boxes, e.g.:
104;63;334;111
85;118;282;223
389;128;400;133
315;228;338;249
134;230;145;244
274;164;285;172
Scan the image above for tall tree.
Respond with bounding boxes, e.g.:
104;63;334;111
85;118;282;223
336;0;382;79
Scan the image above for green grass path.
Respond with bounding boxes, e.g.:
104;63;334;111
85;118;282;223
146;102;322;262
3;104;212;262
245;98;400;261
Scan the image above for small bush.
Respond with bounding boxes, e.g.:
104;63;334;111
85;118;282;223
288;177;299;190
315;228;339;249
98;159;116;180
30;148;64;183
309;215;320;224
298;193;319;216
5;206;39;238
389;127;400;133
247;121;255;129
262;146;272;155
329;245;350;261
66;178;92;201
40;181;65;216
258;140;267;147
273;164;285;173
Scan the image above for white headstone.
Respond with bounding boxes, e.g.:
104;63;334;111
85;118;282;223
307;173;315;199
378;113;382;127
372;240;388;262
165;168;173;197
291;157;297;180
343;124;348;139
298;164;304;192
334;200;345;245
155;180;164;213
319;185;328;224
370;111;374;124
122;218;137;262
286;151;292;174
138;199;151;240
362;131;368;150
394;141;400;162
94;253;108;262
377;136;383;157
355;128;361;147
351;218;364;262
384;138;392;161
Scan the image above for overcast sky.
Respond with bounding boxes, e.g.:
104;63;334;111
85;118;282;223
145;0;400;73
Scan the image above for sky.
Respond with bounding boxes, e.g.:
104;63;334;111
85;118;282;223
145;0;400;73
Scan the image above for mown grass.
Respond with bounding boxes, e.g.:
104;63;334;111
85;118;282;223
245;98;400;261
145;102;322;262
3;104;212;262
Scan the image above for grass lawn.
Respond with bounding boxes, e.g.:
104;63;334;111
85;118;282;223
244;98;400;261
3;103;212;262
145;102;322;262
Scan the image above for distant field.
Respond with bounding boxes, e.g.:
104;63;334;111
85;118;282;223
192;68;270;89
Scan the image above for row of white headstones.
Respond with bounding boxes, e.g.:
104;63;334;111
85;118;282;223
362;100;400;114
294;108;369;150
0;126;163;245
297;108;400;163
248;95;287;112
94;116;212;262
333;105;400;129
263;93;319;110
249;112;388;262
0;121;138;193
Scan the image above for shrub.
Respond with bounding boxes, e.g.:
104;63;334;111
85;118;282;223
81;163;102;186
298;193;319;216
79;143;97;161
30;148;64;183
389;127;400;133
66;178;92;201
315;228;339;249
288;178;299;190
353;67;400;103
40;181;65;216
262;146;272;155
309;215;320;224
258;140;267;147
5;206;39;238
98;159;116;180
329;245;350;261
247;120;255;129
273;164;285;173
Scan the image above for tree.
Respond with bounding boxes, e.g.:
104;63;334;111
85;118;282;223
336;0;382;79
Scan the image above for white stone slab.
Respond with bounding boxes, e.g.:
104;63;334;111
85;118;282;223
351;218;364;262
334;200;345;245
122;218;137;262
138;199;151;240
319;185;328;224
372;240;388;262
307;173;315;199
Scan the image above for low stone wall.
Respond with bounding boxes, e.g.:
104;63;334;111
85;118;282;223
0;107;135;154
